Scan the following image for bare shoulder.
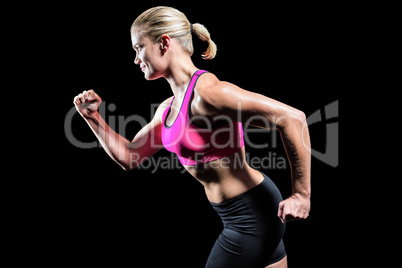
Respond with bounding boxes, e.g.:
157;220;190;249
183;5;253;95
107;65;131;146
196;72;226;96
161;96;174;106
195;72;246;111
194;72;303;125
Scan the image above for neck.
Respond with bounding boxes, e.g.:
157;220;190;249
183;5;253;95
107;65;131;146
163;55;198;97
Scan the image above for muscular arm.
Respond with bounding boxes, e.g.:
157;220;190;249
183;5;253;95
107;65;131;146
74;90;170;171
196;74;311;221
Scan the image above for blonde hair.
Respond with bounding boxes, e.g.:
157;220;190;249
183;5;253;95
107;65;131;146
130;6;217;60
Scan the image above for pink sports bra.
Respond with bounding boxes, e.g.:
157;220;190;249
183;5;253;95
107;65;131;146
161;70;244;165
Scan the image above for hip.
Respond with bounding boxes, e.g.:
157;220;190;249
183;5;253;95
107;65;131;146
210;171;284;235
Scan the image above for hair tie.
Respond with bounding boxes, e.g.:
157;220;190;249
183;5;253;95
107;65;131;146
190;23;193;33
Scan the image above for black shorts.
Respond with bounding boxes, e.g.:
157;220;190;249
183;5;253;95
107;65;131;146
206;171;286;268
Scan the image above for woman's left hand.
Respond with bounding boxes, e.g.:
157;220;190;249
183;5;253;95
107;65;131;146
277;193;310;223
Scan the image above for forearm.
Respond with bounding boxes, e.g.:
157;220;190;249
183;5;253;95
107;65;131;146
279;113;311;197
83;112;132;170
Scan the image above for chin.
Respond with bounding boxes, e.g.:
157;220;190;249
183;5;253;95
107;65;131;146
144;73;152;80
144;70;163;81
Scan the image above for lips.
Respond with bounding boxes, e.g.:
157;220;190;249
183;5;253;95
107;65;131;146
140;65;146;72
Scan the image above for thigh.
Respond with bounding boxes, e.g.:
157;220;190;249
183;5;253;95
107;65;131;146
206;228;271;268
266;256;287;268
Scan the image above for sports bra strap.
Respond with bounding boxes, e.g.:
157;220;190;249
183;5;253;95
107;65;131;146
182;69;208;115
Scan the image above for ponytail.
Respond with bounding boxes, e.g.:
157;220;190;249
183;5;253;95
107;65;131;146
131;7;217;60
192;23;217;60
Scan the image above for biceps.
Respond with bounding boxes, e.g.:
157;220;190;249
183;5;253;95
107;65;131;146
126;98;172;162
220;83;303;129
128;121;163;159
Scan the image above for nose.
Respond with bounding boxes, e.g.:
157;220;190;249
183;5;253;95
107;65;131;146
134;53;141;65
134;55;140;64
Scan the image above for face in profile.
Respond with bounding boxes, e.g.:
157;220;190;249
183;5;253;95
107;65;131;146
131;30;167;80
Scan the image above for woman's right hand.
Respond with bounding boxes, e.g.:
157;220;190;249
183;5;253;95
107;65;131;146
73;89;102;118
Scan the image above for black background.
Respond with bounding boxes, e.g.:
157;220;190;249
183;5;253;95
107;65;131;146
33;1;346;267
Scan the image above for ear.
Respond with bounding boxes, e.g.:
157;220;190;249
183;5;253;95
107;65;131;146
160;34;171;55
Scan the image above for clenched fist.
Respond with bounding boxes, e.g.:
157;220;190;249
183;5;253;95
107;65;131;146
73;89;102;118
277;193;310;223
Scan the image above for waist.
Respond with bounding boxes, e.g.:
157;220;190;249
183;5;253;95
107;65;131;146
184;147;250;187
209;171;284;234
185;153;274;203
210;171;283;208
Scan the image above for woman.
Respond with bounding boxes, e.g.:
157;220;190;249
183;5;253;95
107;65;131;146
73;6;311;268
